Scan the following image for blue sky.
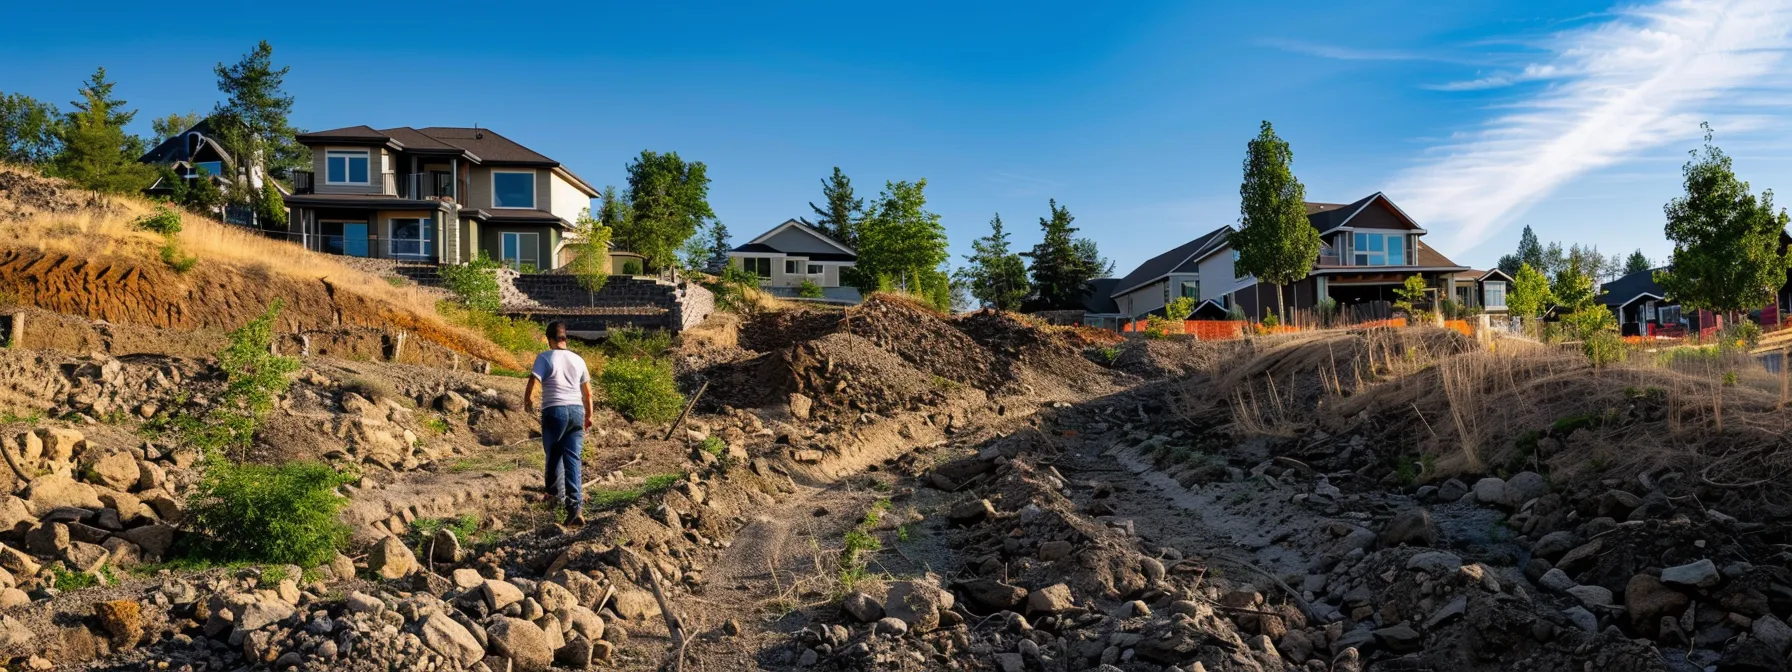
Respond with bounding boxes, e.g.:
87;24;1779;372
6;0;1791;275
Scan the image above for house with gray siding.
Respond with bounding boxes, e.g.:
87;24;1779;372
728;219;861;304
282;125;598;270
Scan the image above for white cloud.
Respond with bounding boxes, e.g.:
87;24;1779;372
1390;0;1792;258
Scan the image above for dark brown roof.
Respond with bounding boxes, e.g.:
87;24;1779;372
460;208;573;230
296;125;395;145
1414;239;1460;268
379;127;467;154
415;127;553;165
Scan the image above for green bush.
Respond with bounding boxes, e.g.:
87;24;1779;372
440;254;502;312
1721;321;1763;351
601;357;683;423
711;265;762;313
602;327;672;360
184;461;354;566
798;279;825;299
622;260;643;275
256;182;287;229
437;300;542;356
159;235;198;274
133;206;183;235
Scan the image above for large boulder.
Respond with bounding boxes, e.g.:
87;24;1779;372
85;452;140;492
483;579;526;611
1625;574;1690;638
1472;477;1505;505
33;428;83;462
884;579;953;632
1027;583;1075;615
954;578;1027;613
24;474;101;513
1500;471;1547;508
487;617;553;672
420;612;483;666
367;536;416;579
842;591;883;623
1661;559;1721;589
1378;508;1438;548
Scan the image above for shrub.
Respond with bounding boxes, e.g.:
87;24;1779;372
711;265;763;313
133;206;183;235
601;357;683;423
602;327;672;360
159;235;198;274
1721;321;1763;351
440;254;502;312
622;260;643;275
184;461;354;566
1261;313;1280;328
437;300;542;356
798;279;825;299
699;436;726;458
256;182;287;229
340;375;401;405
1164;296;1196;322
1142;314;1178;339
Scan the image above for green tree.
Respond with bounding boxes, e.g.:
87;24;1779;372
213;41;306;181
1657;123;1792;317
619;151;714;272
567;207;613;291
857;179;949;303
1507;263;1553;319
0;92;61;164
1392;274;1429;317
1496;225;1546;276
1073;238;1115;277
1230;121;1321;323
1551;256;1600;312
954;214;1031;311
1026;199;1103;310
151;111;205;143
704;220;732;272
48;68;154;192
809;166;864;247
1624;249;1652;275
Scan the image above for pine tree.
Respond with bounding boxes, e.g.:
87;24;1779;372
1658;123;1792;316
808;167;863;247
1516;226;1544;269
1025;200;1102;310
1229;121;1320;322
213;41;306;181
49;68;153;193
954;214;1031;311
705;220;732;272
1624;249;1652;275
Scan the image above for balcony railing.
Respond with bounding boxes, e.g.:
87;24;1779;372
1318;252;1344;266
292;171;315;194
399;172;464;202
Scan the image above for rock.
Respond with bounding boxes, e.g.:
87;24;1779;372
1141;556;1166;583
1437;479;1468;502
93;600;142;649
1500;471;1547;508
1027;583;1075;615
791;449;824;463
874;616;909;636
1625;574;1690;638
135;461;165;491
421;612;484;666
345;591;383;614
1564;606;1598;632
1472;477;1505;505
25;522;70;556
453;568;484;589
842;591;883;622
487;617;554;672
1038;540;1073;561
611;589;660;621
1539;568;1577;593
484;579;526;611
64;540;108;573
1424;595;1468;630
947;499;996;525
330;553;356;582
884;579;951;632
1661;559;1721;589
436;392;471;414
368;536;416;579
1372;624;1422;652
431;528;464;564
1556;539;1603;572
1405;551;1463;575
85;452;139;491
120;524;174;559
101;537;142;568
1565;585;1614;609
1597;490;1642;519
995;652;1024;672
235;598;296;631
537;580;576;614
34;428;83;461
0;497;31;534
556;633;596;669
956;578;1026;612
1120;600;1151;618
1754;614;1792;655
788;393;813;420
1378;508;1438;548
0;544;38;576
1531;531;1579;560
23;474;101;513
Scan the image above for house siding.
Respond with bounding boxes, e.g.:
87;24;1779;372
547;172;590;225
763;227;846;255
1194;249;1254;303
478;224;558;270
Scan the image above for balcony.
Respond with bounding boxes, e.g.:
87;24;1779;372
292;171;314;195
398;172;466;203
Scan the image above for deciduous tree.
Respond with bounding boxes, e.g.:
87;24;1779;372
1657;124;1791;317
1507;263;1553;319
619;151;715;272
0;92;61;164
1230;121;1320;323
1026;199;1104;310
857;178;949;308
151;111;205;143
955;214;1030;311
567;207;613;291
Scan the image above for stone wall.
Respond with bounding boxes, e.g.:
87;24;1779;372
503;273;714;332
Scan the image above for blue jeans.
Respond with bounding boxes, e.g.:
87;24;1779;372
540;405;585;511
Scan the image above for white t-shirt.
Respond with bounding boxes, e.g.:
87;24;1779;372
530;349;591;409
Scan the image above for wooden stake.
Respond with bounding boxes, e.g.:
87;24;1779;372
662;380;710;441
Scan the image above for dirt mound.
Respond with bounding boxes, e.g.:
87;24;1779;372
1110;337;1236;379
954;309;1126;395
841;295;1009;391
739;308;844;354
0;169;118;222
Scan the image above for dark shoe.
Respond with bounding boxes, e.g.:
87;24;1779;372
563;510;586;527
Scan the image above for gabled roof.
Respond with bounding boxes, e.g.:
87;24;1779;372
739;219;857;256
1601;267;1669;307
1110;226;1232;298
1458;268;1515;283
139;118;233;165
1082;278;1121;315
296;125;397;147
296;125;598;197
1305;192;1425;235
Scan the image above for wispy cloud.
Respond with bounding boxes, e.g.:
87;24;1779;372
1391;0;1792;258
1258;38;1439;62
1426;63;1569;91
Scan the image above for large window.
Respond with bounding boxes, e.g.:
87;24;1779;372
741;257;771;278
493;171;536;208
500;232;539;271
191;161;223;178
1352;232;1407;266
1483;281;1507;309
325;150;370;184
1180;281;1199;298
389;218;435;258
1658;305;1683;325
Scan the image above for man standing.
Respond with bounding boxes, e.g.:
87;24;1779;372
523;321;593;526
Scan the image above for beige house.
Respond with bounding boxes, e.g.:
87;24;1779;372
283;126;598;270
728;219;861;303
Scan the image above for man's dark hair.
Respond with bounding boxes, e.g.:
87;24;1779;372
546;321;568;342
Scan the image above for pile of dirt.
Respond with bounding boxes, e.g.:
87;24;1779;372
1109;337;1236;379
0;169;118;222
955;309;1128;395
740;308;844;354
841;295;1010;392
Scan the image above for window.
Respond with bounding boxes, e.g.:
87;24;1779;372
1180;281;1199;298
741;257;771;278
499;232;539;271
389;218;434;258
1658;305;1682;324
325;150;370;184
191;161;223;178
1483;281;1507;309
492;171;536;208
1389;235;1406;265
785;260;800;275
1233;250;1245;278
807;264;823;275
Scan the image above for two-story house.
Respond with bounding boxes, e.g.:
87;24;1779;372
1111;192;1471;323
282;126;598;270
